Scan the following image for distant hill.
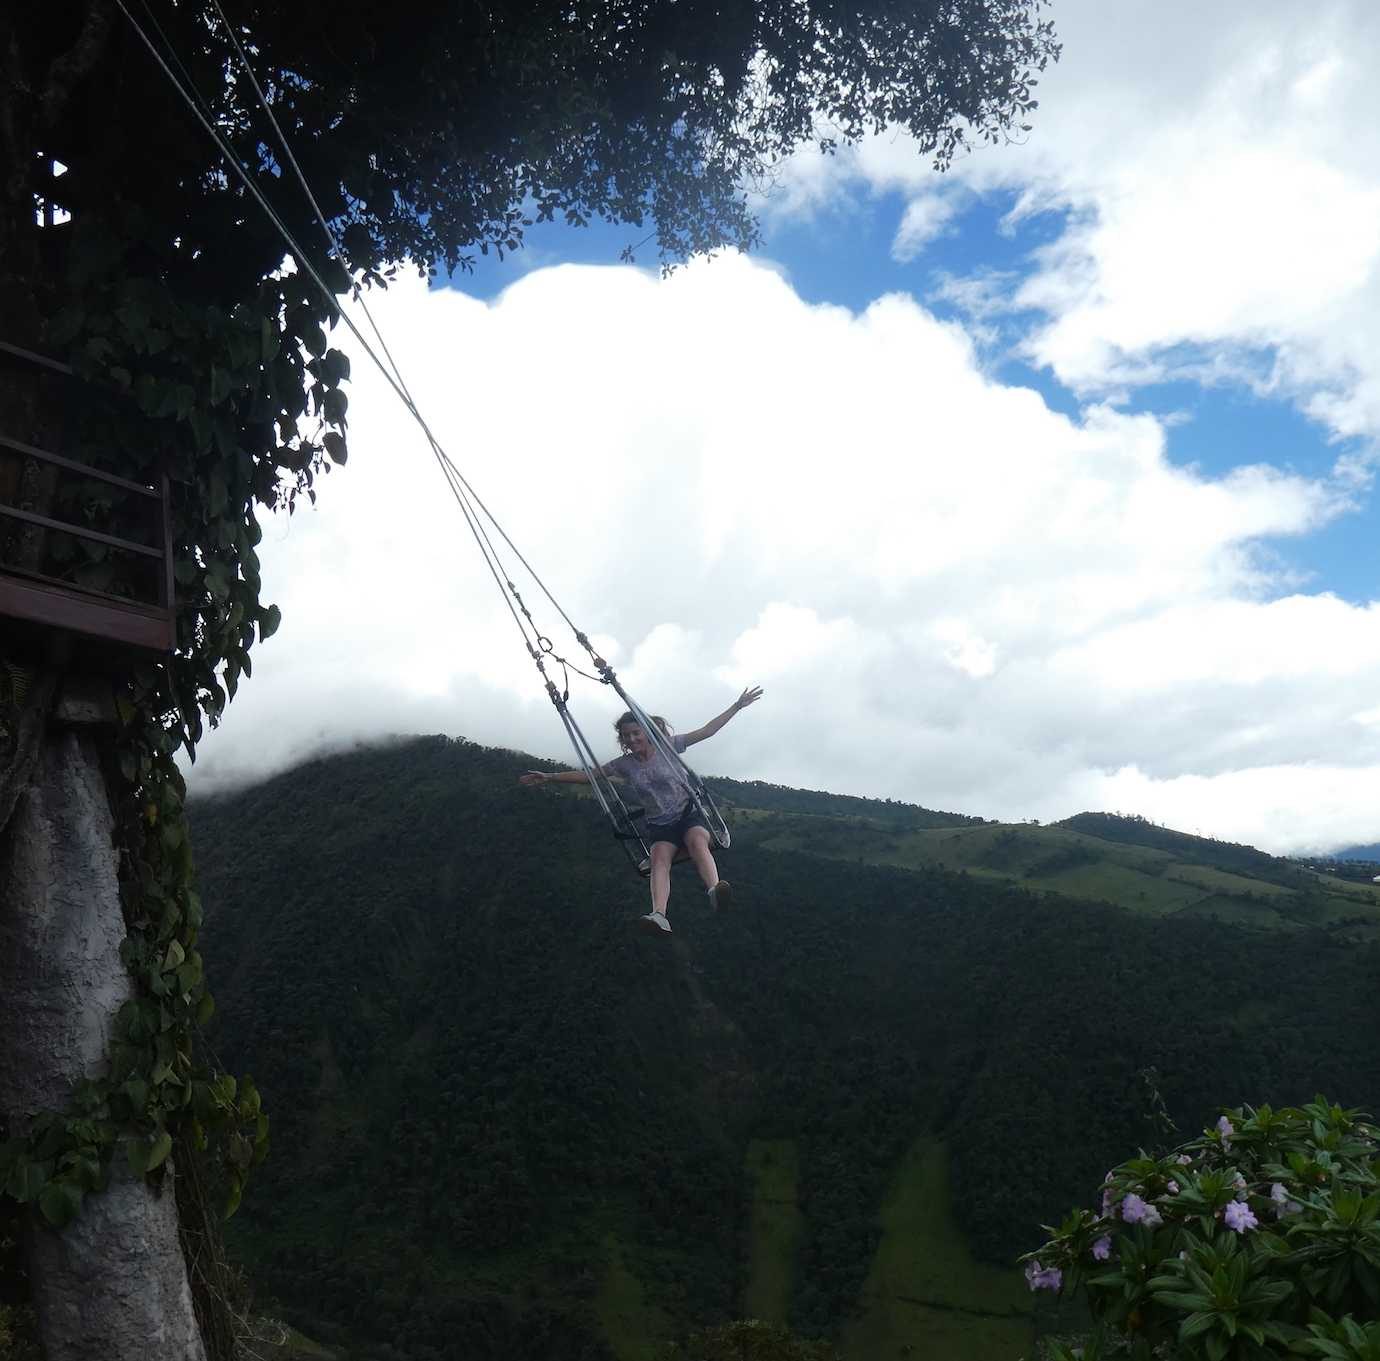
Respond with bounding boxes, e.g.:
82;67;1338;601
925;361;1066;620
725;795;1380;939
190;736;1380;1361
1328;842;1380;863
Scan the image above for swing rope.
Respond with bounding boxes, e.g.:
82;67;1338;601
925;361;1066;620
115;0;730;865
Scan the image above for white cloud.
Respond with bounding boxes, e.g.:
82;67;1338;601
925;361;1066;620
767;0;1380;449
891;193;963;262
189;260;1380;854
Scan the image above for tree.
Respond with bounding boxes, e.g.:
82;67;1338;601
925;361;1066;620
0;2;1059;1357
663;1319;842;1360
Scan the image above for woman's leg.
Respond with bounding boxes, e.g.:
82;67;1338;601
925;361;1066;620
649;840;677;915
684;824;720;890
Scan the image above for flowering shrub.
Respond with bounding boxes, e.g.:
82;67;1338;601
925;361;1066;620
1022;1098;1380;1361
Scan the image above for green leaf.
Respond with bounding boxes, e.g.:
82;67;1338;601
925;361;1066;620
7;1157;50;1203
259;603;282;641
238;1079;261;1120
176;957;203;994
67;1154;104;1192
1180;1312;1216;1340
38;1181;84;1228
145;1130;173;1172
322;386;348;425
321;348;351;384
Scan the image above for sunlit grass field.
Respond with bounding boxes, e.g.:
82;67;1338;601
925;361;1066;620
732;806;1380;939
840;1138;1034;1361
743;1139;804;1325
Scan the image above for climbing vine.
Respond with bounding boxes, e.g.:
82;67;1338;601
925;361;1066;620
0;740;267;1227
1;212;350;1226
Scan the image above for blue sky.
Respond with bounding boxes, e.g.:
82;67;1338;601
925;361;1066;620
450;179;1376;607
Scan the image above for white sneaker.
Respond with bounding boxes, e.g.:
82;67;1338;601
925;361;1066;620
640;911;672;933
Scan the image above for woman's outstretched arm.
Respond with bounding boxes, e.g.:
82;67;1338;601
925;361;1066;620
519;769;591;785
681;686;763;747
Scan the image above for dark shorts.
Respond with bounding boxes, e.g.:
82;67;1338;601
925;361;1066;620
645;803;710;850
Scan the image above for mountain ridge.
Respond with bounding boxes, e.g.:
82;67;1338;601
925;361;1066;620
189;734;1380;1361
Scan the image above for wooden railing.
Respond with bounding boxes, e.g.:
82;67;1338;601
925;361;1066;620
0;340;175;654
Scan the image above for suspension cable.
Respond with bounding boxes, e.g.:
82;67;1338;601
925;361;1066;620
201;0;606;671
116;1;730;852
114;0;572;681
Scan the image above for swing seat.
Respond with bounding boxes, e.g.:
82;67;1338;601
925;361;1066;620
614;804;694;878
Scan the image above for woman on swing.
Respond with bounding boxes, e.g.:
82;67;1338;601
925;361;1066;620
519;686;763;932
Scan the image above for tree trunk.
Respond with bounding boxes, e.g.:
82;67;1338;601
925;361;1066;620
0;692;207;1360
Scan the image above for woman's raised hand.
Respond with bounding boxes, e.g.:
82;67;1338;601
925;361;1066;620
735;685;764;710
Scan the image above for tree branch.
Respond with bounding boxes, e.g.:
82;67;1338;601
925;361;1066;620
41;0;116;130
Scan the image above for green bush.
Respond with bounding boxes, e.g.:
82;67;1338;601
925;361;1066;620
659;1320;840;1360
1023;1097;1380;1360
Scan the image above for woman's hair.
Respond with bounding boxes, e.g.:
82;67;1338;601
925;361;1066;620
614;710;671;753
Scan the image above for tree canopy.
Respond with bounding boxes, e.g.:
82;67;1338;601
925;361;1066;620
3;0;1057;748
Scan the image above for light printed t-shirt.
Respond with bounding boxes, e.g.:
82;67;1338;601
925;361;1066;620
602;733;691;825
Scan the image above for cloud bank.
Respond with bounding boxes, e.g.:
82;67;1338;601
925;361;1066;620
190;259;1380;854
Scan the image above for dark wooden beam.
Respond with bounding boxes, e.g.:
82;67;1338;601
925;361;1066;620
0;574;173;652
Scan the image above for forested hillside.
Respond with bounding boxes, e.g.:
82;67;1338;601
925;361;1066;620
190;736;1380;1361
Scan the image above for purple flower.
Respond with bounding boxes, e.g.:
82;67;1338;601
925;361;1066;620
1121;1193;1163;1228
1270;1183;1301;1218
1024;1260;1063;1292
1167;1180;1180;1195
1176;1154;1193;1166
1224;1201;1258;1234
1217;1116;1235;1146
1101;1187;1116;1218
1121;1193;1149;1222
1092;1234;1113;1261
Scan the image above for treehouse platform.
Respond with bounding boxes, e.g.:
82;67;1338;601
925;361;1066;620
0;339;175;663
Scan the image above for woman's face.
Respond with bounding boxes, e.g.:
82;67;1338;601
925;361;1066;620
622;723;651;757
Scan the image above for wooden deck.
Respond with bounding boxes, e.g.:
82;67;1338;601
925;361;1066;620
0;341;175;655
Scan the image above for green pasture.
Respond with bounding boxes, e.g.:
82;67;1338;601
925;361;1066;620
839;1138;1034;1361
743;1139;804;1324
596;1233;673;1361
735;808;1377;934
1030;861;1204;915
1166;864;1293;897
